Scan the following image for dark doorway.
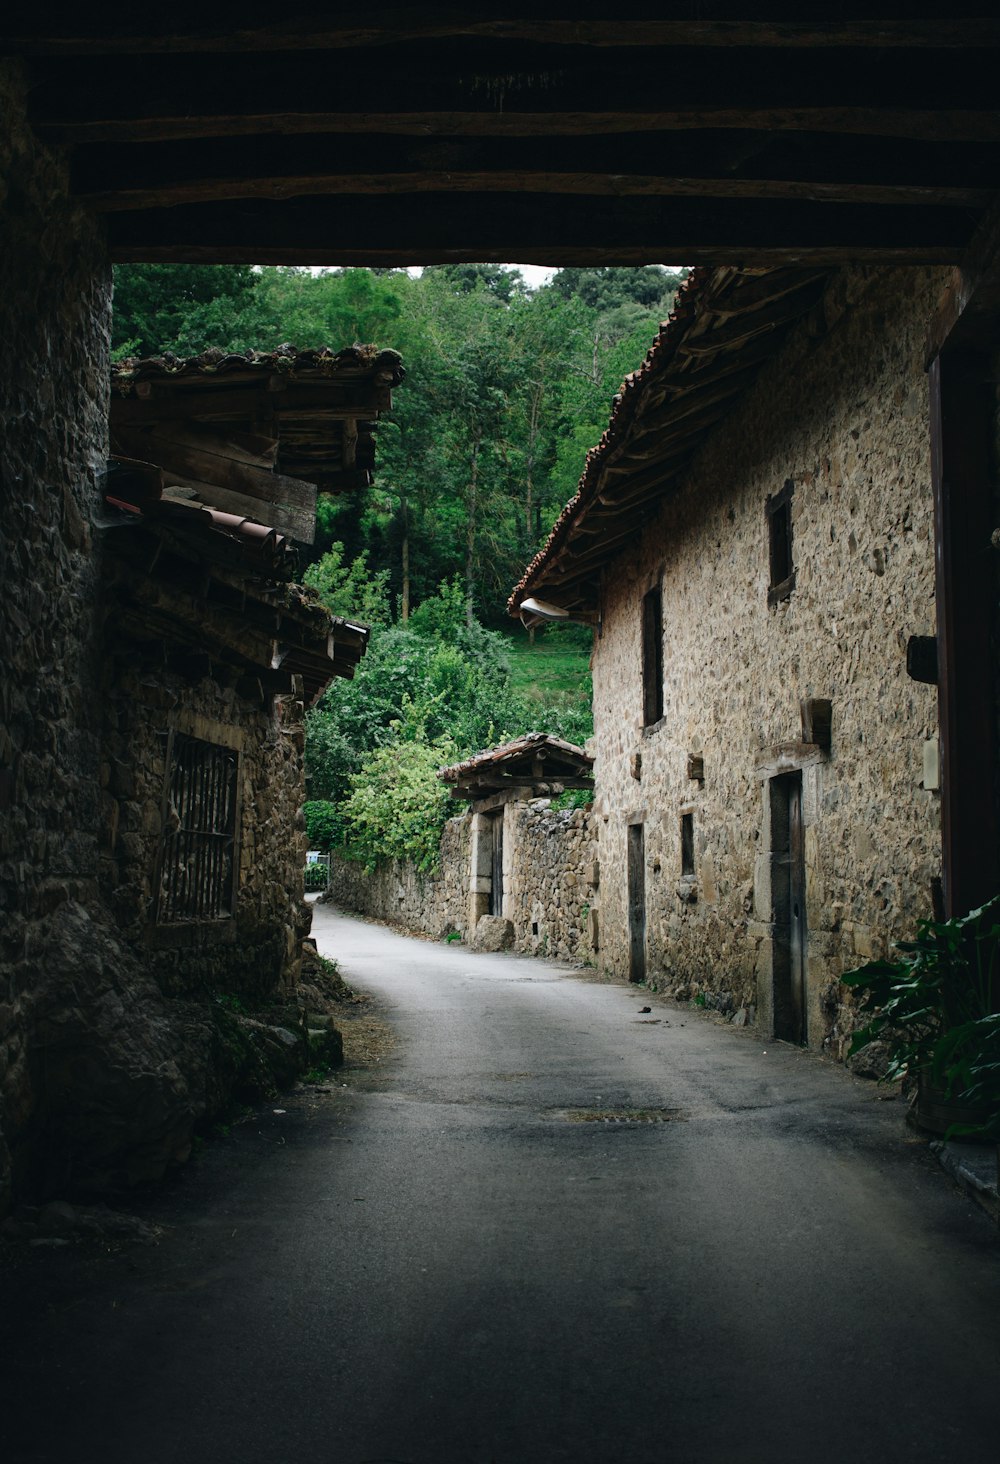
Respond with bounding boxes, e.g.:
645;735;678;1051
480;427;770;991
770;773;807;1043
489;811;504;917
627;823;646;983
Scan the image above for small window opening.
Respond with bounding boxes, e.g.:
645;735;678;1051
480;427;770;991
532;921;539;937
642;584;664;726
157;734;239;923
680;812;695;877
766;480;796;606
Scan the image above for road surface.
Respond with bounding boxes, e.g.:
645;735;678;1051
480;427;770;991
2;902;999;1464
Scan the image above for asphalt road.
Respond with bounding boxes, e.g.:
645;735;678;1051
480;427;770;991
3;903;999;1464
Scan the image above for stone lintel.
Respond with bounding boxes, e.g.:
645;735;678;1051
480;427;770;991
754;742;825;778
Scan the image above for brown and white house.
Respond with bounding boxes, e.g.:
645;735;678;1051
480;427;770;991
511;265;960;1059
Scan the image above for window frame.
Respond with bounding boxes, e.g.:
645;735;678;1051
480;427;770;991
641;581;665;727
155;729;242;926
766;478;796;607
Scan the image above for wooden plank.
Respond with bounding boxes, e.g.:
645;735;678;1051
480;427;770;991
28;40;1000;127
81;169;993;212
73;132;1000;204
112;420;277;469
114;427;316;510
158;471;316;545
111;382;386;424
105;194;975;266
928;349;999;916
10;16;1000;56
42;106;1000;147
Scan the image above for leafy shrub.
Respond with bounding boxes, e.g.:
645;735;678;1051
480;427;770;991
340;702;456;872
303;800;339;851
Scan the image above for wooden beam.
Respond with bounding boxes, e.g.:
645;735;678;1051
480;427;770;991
72;133;1000;207
928;349;999;916
41;106;1000;148
113;427;318;542
8;14;1000;55
926;192;1000;363
111;382;388;424
80;170;992;213
104;194;974;266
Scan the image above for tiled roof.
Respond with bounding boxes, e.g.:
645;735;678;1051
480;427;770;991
440;731;593;782
508;265;831;619
111;343;404;389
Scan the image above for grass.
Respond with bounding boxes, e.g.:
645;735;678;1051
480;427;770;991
501;623;593;719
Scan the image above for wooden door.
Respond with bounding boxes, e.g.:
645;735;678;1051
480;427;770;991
489;811;504;917
627;823;646;983
771;773;806;1043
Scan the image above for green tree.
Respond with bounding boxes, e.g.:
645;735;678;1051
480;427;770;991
111;264;264;357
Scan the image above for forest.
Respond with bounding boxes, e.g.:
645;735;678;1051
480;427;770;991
112;263;685;866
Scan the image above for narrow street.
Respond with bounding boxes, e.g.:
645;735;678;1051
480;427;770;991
3;904;1000;1464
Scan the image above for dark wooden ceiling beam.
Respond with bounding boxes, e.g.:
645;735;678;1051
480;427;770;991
79;170;992;214
71;133;1000;202
28;45;1000;145
105;195;973;266
44;107;1000;148
7;10;1000;55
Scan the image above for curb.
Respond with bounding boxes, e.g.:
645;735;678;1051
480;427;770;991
931;1140;1000;1225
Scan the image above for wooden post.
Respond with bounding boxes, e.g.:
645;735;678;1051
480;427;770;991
928;348;999;916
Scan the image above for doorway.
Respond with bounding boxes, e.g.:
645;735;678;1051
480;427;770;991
489;810;504;917
770;773;807;1043
627;822;646;983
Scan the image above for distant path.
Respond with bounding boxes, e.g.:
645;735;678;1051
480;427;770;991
2;903;999;1464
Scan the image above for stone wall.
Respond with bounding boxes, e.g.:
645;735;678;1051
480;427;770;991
504;801;594;960
0;65;316;1210
330;797;596;961
330;815;471;937
0;62;114;1209
97;650;311;1002
589;265;946;1058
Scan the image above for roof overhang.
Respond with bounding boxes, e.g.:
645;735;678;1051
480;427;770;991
509;264;832;620
440;732;594;801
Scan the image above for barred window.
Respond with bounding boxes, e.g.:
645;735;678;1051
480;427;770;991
157;734;239;923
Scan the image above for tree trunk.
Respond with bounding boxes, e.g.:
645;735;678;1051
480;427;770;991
400;490;410;623
465;434;480;627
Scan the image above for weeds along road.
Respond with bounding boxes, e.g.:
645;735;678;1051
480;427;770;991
3;902;1000;1464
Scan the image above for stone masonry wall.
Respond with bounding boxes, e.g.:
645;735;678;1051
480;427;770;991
330;798;596;962
505;801;594;960
0;62;114;1208
589;265;946;1059
97;646;311;1003
0;66;315;1209
330;815;471;938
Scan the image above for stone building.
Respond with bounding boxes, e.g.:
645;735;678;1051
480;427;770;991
4;20;1000;1210
0;307;402;1205
331;734;595;961
440;733;594;954
511;265;955;1057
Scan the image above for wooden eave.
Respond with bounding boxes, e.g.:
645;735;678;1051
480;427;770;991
103;522;368;703
440;733;594;801
2;11;999;266
509;264;838;621
110;349;404;539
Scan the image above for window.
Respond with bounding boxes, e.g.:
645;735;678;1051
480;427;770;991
680;811;695;877
766;479;796;606
641;583;664;726
157;733;239;923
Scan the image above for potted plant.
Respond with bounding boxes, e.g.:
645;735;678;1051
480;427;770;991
841;895;1000;1139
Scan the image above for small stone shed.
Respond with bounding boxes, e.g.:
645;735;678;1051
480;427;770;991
511;265;955;1057
439;733;594;950
0;342;403;1204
